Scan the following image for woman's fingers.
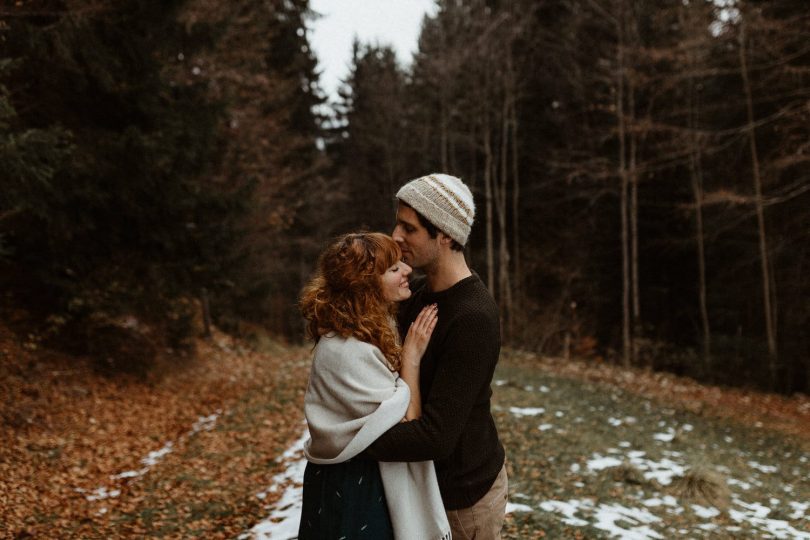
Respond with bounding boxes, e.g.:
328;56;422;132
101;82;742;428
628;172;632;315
412;304;438;336
413;304;438;333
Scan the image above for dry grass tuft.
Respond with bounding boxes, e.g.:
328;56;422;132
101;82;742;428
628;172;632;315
671;467;731;511
608;462;648;486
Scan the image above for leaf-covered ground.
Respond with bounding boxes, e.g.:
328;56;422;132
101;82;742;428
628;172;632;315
2;325;808;539
1;325;311;539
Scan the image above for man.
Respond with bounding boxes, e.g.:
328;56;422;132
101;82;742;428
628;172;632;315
365;173;508;539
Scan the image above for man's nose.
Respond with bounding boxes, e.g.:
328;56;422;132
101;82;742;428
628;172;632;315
392;224;404;243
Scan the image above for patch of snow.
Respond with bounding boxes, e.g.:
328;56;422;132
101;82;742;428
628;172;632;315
555;411;565;418
642;495;678;508
510;407;545;417
653;428;676;442
113;469;142;479
747;461;778;474
570;463;581;473
524;385;534;391
586;454;623;471
190;410;221;434
141;441;174;467
730;497;810;539
494;379;507;386
619;441;631;448
243;430;309;540
691;504;720;518
85;487;121;501
584;450;685;486
539;385;550;393
591;503;664;539
538;424;553;431
506;502;533;513
108;441;174;482
724;435;734;443
539;499;590;527
634;457;685;486
608;417;623;426
727;478;753;490
788;502;808;520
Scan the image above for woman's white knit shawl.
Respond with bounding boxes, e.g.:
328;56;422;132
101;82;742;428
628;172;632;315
303;334;451;540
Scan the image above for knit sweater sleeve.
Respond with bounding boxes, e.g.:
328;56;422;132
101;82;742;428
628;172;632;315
363;309;499;462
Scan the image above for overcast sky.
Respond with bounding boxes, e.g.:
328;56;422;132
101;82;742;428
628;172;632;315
308;0;439;103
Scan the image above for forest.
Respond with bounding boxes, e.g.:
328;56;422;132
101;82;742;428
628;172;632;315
2;0;808;394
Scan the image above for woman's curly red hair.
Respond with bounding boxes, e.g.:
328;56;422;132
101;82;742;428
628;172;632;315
300;232;403;370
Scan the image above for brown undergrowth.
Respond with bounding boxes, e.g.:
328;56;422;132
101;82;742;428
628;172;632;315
0;322;311;539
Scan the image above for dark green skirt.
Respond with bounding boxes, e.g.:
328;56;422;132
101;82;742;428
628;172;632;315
297;457;394;540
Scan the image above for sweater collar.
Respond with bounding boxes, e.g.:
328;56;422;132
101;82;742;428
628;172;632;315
422;272;480;302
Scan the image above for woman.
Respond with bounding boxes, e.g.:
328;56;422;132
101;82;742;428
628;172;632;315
298;232;451;540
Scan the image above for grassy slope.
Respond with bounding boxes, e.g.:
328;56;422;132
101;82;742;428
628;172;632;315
496;352;810;539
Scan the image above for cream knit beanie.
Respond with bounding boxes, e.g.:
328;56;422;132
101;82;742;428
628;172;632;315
396;173;475;246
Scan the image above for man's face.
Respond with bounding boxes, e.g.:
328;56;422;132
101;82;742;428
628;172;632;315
392;202;440;270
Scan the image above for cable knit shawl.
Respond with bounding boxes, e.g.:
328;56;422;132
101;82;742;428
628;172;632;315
303;334;451;540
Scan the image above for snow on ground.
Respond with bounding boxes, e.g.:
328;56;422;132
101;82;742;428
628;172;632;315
236;394;810;540
509;406;545;416
530;419;810;539
74;409;223;505
241;427;539;539
240;430;308;540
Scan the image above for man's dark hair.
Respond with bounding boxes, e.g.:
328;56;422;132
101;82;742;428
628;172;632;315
400;201;464;251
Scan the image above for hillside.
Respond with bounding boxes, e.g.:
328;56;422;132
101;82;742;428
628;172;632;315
1;325;808;538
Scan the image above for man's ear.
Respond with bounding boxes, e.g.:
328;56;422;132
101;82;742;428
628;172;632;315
438;232;453;246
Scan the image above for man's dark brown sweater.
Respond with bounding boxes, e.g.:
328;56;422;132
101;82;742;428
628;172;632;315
364;273;505;510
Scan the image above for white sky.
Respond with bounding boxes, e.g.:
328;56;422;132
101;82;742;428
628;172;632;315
308;0;439;103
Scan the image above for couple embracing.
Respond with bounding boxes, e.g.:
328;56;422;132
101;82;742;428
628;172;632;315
298;173;508;539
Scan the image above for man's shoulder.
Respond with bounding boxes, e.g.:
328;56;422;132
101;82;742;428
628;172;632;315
456;275;499;314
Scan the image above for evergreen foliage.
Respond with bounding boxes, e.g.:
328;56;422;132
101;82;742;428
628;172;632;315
332;0;809;393
0;0;325;352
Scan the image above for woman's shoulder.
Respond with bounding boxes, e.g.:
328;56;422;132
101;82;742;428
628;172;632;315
316;334;386;363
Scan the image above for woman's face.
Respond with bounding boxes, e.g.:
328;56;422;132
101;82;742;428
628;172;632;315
381;260;413;302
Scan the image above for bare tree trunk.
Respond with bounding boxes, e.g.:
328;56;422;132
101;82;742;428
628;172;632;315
689;115;711;368
483;119;495;295
739;21;778;387
617;0;632;368
510;81;521;314
629;80;640;347
440;88;449;171
498;92;513;340
683;7;712;368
